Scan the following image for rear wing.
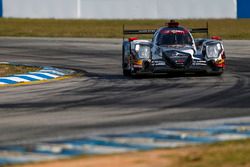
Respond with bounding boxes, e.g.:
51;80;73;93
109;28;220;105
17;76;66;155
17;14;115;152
123;29;157;35
123;22;209;40
122;25;156;40
190;22;209;37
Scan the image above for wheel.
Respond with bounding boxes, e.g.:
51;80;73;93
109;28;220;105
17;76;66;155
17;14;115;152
212;71;223;76
206;68;224;76
123;69;131;76
195;71;207;76
122;45;132;77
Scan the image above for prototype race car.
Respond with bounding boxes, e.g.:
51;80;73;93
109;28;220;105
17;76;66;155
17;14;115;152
122;20;226;76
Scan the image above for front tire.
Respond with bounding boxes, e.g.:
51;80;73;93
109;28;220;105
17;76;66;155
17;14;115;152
207;68;224;76
123;69;131;76
122;48;131;77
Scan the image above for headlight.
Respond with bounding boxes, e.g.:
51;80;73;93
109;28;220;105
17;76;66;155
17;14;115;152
206;43;222;59
138;45;151;59
135;44;140;52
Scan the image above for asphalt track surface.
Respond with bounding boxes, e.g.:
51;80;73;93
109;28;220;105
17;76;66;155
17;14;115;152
0;38;249;146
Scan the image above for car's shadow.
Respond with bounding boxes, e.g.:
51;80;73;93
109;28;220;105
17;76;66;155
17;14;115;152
85;71;218;80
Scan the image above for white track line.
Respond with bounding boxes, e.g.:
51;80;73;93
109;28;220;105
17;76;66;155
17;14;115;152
0;82;8;85
14;74;47;80
29;72;59;78
40;70;65;76
0;77;29;82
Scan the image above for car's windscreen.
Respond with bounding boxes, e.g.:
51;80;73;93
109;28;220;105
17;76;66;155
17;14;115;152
157;30;193;46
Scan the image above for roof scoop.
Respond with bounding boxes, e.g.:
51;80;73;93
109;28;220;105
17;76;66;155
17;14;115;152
167;20;179;28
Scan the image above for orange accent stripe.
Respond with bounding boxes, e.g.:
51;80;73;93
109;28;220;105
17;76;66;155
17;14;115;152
133;60;143;65
215;59;225;68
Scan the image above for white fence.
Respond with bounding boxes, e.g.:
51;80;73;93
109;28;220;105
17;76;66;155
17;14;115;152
3;0;237;19
3;0;78;19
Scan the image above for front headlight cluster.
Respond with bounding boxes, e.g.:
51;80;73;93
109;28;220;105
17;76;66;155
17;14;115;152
206;43;222;59
135;44;151;59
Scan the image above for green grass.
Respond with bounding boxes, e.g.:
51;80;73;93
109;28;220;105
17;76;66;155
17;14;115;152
9;139;250;167
0;18;250;39
0;64;41;77
174;139;250;167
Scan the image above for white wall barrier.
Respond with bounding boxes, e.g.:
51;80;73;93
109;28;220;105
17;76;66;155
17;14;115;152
3;0;78;19
3;0;237;19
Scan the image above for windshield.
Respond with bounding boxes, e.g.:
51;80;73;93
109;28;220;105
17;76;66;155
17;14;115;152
157;30;193;46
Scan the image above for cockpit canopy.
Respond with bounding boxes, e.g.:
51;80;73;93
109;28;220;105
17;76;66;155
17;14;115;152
155;28;193;46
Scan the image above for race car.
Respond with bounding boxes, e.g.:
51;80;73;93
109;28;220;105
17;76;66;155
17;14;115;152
122;20;226;76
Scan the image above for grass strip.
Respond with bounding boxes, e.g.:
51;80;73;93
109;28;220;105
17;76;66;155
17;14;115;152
12;139;250;167
0;64;41;77
0;18;250;39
